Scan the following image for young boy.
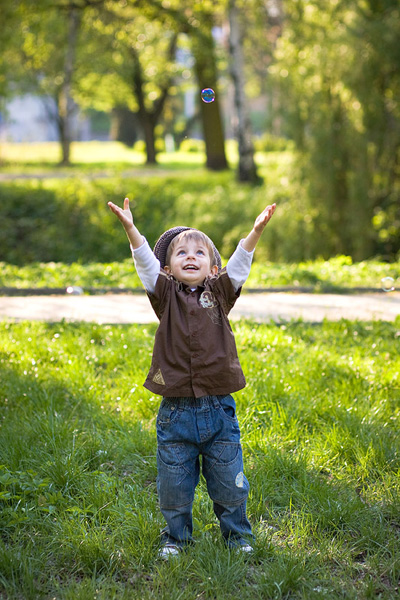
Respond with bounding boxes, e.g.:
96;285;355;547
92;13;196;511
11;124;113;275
108;197;276;557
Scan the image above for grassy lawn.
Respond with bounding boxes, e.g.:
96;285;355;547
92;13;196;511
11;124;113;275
1;318;399;599
0;141;213;172
0;140;288;179
0;255;399;292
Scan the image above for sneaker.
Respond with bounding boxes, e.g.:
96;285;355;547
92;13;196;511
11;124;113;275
238;544;253;553
158;543;180;559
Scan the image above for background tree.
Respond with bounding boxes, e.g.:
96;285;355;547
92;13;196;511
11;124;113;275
57;1;82;165
1;0;101;165
269;0;400;260
190;14;228;170
0;0;21;99
76;0;182;164
227;0;260;183
349;0;400;259
136;0;229;170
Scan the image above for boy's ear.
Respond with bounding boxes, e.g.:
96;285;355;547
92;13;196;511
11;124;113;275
164;265;171;274
210;265;218;276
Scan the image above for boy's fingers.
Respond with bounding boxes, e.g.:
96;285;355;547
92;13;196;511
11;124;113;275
124;197;130;210
263;203;276;219
256;203;276;227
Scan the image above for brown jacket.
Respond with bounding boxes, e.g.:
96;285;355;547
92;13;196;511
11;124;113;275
144;268;246;397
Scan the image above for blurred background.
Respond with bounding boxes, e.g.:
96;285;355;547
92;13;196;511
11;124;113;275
0;0;399;268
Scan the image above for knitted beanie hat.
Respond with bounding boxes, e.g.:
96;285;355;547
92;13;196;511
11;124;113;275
154;226;222;271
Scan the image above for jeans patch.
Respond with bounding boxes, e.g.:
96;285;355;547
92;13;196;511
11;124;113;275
235;471;244;488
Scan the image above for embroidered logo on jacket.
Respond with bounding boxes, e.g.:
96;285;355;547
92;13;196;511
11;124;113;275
199;291;222;326
199;291;218;308
152;368;166;385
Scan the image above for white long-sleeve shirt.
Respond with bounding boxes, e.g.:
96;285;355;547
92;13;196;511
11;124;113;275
131;238;254;294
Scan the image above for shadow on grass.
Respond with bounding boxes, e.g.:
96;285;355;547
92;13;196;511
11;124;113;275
0;317;399;599
0;357;163;598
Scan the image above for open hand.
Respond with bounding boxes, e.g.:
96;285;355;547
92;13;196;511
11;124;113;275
253;203;276;234
108;197;134;230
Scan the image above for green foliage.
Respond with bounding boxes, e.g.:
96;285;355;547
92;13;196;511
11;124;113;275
0;172;267;265
0;318;399;598
0;179;129;264
270;0;400;260
254;134;293;153
1;155;400;267
3;0;400;254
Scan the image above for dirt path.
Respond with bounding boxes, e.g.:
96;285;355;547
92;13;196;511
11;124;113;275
0;292;399;324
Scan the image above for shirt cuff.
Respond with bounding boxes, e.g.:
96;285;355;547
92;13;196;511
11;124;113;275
238;239;255;258
226;240;254;291
130;238;160;293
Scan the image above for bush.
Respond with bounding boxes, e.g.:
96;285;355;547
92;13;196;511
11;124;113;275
0;179;129;265
1;155;391;266
0;166;338;265
0;174;248;264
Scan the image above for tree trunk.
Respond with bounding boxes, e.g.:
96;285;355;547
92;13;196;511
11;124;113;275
141;113;157;164
191;21;228;171
130;34;177;165
228;0;259;183
110;107;138;146
58;5;81;166
138;1;228;169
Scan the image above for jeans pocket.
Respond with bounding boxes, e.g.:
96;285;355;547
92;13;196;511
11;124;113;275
204;442;249;505
157;443;195;508
157;399;182;427
215;394;238;422
210;441;240;465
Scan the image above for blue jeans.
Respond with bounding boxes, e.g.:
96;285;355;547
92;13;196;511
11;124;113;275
156;394;253;547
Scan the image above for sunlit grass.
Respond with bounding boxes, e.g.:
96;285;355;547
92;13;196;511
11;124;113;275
1;318;399;599
0;140;209;172
1;255;399;291
0;140;287;173
0;141;146;166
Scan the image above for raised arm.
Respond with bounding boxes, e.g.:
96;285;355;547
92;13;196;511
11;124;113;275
241;203;276;253
108;197;143;249
108;197;160;292
226;203;276;291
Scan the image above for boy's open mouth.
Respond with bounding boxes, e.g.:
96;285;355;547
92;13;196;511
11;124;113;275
183;265;199;271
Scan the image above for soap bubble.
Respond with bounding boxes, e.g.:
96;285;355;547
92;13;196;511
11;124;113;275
201;88;215;103
381;277;395;292
66;286;84;295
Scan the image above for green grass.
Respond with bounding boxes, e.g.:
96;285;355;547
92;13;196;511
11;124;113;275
0;141;147;169
0;254;399;292
0;139;267;166
0;140;288;181
1;318;399;599
0;141;215;171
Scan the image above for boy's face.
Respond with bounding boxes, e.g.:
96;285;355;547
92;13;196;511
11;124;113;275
164;238;218;287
